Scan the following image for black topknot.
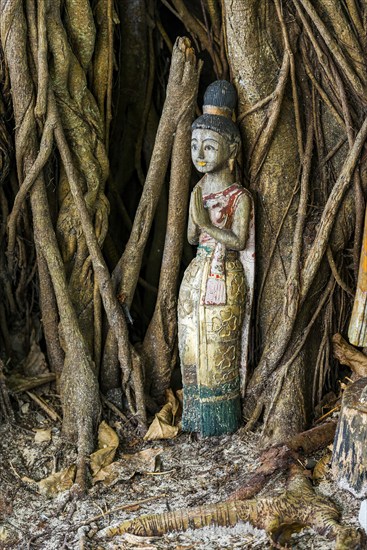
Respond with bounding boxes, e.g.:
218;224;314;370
203;80;237;111
192;80;240;144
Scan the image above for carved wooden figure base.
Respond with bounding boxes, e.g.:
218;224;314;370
332;377;367;497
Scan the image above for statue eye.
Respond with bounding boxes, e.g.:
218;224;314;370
204;145;213;151
191;144;197;151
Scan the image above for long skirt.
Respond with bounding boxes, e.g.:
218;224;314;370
177;247;246;436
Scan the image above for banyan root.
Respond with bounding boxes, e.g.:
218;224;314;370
0;359;14;422
227;445;296;501
228;422;337;502
286;420;337;454
98;466;361;549
332;333;367;378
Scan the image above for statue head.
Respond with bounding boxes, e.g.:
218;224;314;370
191;80;240;174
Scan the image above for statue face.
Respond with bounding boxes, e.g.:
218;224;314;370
191;128;234;173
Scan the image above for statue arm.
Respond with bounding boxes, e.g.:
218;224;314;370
187;191;200;245
192;188;251;250
230;193;251;249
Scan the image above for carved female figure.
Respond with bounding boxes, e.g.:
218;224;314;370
178;80;253;436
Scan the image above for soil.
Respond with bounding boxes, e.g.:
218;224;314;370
0;389;363;550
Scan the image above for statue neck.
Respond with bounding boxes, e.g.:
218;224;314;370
201;167;235;195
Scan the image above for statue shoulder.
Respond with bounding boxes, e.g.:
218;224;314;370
236;186;253;212
235;183;252;200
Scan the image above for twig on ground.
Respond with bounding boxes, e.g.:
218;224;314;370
7;373;56;393
26;391;61;422
100;394;129;423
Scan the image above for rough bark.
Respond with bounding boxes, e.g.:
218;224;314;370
0;0;100;489
229;421;336;501
102;38;202;394
142;85;199;401
332;377;367;498
223;0;364;442
48;0;109;362
332;333;367;378
223;0;305;437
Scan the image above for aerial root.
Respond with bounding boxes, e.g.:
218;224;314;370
98;466;361;549
0;358;14;422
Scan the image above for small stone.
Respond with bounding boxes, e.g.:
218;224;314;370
305;458;317;470
21;402;30;414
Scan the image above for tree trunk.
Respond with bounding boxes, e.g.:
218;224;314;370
332;377;367;497
223;0;363;442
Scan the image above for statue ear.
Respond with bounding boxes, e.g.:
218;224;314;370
228;143;238;173
229;142;238;159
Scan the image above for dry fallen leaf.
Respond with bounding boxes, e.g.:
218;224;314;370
92;461;122;485
34;428;52;443
98;420;119;449
313;451;332;481
90;447;117;477
90;421;119;477
38;465;76;497
166;388;180;422
93;447;164;486
144;403;180;441
0;526;11;542
22;338;49;376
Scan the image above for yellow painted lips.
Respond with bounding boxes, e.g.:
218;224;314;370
197;161;206;166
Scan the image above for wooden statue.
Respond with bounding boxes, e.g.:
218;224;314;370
177;80;254;436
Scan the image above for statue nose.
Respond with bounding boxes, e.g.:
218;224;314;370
197;144;205;158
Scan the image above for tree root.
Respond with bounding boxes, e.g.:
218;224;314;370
1;0;101;491
240;422;336;499
0;358;14;422
142;82;199;399
294;0;366;100
99;422;356;547
102;37;202;392
227;444;296;501
111;37;202;307
247;115;367;419
332;333;367;378
99;464;361;549
246;275;336;435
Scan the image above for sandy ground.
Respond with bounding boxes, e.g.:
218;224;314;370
0;391;364;550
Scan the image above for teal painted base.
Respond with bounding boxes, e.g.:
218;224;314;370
182;382;242;436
